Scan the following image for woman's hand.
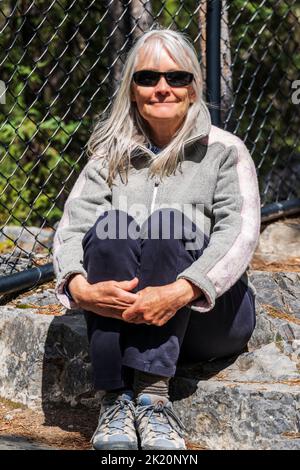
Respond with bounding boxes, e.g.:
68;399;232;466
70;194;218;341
122;279;203;327
68;274;139;320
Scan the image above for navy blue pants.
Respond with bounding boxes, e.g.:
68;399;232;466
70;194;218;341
82;208;256;391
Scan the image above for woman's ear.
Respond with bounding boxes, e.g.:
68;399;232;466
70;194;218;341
189;87;196;103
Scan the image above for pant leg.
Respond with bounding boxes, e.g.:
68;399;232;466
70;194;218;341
177;282;256;365
82;207;205;388
121;207;209;377
121;207;256;373
82;209;141;390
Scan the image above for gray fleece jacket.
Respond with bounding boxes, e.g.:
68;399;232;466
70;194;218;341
53;100;261;312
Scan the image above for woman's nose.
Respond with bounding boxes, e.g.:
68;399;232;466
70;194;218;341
155;76;171;92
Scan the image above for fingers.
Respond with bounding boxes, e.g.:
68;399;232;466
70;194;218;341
115;277;139;291
100;303;125;310
122;310;169;326
122;303;144;323
114;290;139;305
123;315;148;325
122;308;136;321
114;277;140;304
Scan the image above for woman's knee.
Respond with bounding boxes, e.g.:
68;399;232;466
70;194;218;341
81;209;142;277
83;209;138;242
142;207;196;238
141;208;208;264
82;209;140;255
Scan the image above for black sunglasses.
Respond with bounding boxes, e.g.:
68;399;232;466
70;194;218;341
132;70;194;87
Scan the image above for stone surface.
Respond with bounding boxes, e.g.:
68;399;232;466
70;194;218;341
13;288;58;307
0;225;55;252
0;253;31;277
0;307;98;409
0;270;299;449
248;271;300;350
254;218;300;263
0;435;58;450
172;380;300;450
0;224;56;277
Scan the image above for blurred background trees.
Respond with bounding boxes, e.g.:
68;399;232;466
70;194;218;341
0;0;299;229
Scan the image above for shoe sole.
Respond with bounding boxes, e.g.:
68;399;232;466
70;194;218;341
92;443;138;450
142;445;186;450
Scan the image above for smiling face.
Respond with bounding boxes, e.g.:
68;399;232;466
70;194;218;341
130;47;196;142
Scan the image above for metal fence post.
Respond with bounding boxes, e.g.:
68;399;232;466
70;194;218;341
206;0;222;127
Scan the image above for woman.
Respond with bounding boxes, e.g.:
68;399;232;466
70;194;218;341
53;28;260;451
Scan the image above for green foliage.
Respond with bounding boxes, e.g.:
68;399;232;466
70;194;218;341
227;1;300;201
0;111;89;226
0;0;299;233
0;0;108;227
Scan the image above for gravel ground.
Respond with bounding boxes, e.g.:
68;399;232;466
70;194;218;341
0;398;205;451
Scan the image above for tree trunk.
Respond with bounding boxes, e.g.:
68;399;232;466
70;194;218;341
199;1;233;124
107;0;129;93
130;0;153;40
220;0;233;124
199;0;207;98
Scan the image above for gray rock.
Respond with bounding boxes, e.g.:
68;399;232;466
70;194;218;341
172;380;300;450
14;290;59;307
0;225;55;251
0;435;58;450
0;307;95;409
248;271;300;351
0;253;31;277
254;218;300;263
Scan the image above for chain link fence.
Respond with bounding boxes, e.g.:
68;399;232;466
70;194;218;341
0;0;299;278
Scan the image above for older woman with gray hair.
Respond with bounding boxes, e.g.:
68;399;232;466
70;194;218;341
53;28;260;450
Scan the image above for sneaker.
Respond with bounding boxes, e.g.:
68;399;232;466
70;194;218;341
91;390;138;450
135;393;186;450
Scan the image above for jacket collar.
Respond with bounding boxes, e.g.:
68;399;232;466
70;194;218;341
182;99;211;149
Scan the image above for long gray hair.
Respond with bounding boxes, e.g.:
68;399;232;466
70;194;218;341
87;28;206;188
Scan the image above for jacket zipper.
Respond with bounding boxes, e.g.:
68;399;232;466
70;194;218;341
148;132;207;214
150;180;159;213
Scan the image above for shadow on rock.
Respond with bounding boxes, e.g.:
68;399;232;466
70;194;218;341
41;310;100;439
170;351;245;401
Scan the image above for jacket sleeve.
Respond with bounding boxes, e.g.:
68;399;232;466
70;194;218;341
52;159;112;309
176;140;261;312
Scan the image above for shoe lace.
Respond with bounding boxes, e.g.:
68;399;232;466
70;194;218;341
90;398;135;443
135;402;186;442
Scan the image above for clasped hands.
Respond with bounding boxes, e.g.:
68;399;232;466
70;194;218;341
69;275;203;327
